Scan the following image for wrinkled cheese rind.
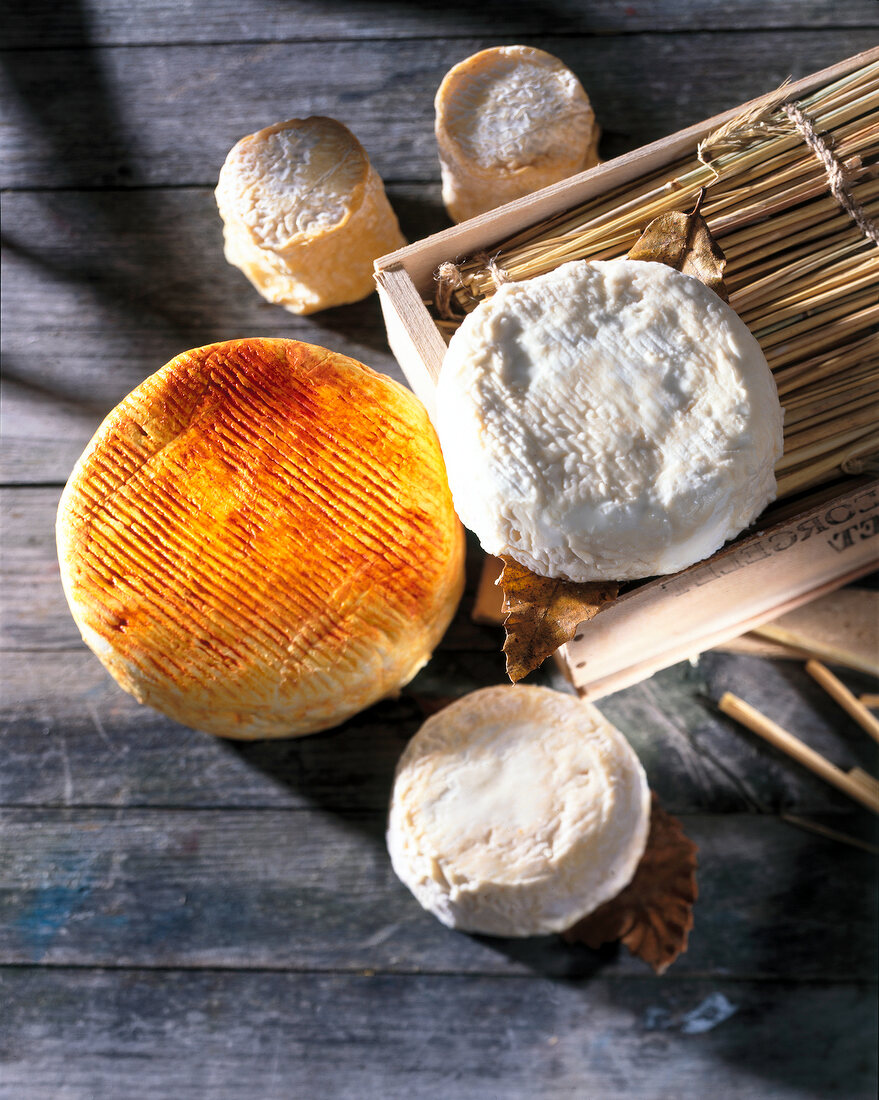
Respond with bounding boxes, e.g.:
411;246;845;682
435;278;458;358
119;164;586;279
216;117;406;315
435;46;598;223
436;259;784;582
387;684;651;936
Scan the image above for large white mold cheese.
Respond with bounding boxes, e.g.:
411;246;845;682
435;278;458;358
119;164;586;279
436;258;784;581
387;684;651;937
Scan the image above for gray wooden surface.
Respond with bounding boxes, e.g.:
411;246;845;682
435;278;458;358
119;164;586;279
2;3;878;1098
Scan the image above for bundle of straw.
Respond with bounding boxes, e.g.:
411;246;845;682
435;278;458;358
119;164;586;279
434;58;879;501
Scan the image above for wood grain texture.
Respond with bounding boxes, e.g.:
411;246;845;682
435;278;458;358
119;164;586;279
3;638;878;817
0;967;873;1100
5;0;878;47
0;809;875;978
1;34;866;188
2;486;877;817
1;185;444;484
2;5;878;1096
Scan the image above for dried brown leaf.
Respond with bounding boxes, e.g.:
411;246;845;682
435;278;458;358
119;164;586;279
500;556;617;682
562;794;698;974
627;210;729;301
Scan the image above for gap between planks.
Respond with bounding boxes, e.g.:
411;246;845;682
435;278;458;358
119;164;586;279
1;960;867;984
5;26;877;54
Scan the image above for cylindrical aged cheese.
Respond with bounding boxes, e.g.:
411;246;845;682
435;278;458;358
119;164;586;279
57;338;465;739
216;117;406;314
435;46;599;223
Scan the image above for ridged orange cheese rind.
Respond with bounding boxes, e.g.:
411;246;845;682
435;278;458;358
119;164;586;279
57;338;465;739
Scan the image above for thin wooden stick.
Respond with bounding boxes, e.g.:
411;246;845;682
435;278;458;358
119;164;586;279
777;422;879;472
783;389;879;433
756;290;879;348
765;306;879;369
728;234;866;304
780;813;879;854
848;767;879;799
721;184;879;262
775;432;879;498
783;372;879;413
805;660;879;744
859;694;879;707
718;692;879;814
773;335;879;393
749;626;879;677
740;259;879;328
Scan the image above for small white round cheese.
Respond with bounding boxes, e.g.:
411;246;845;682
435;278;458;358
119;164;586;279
387;685;650;937
436;258;784;581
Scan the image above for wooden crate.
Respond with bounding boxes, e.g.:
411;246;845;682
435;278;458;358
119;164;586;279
374;49;879;699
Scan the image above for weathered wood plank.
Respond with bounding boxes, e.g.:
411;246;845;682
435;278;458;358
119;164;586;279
0;34;866;188
1;967;876;1100
2;6;875;1095
598;651;879;814
3;486;877;812
0;185;444;483
0;808;876;979
5;0;877;48
2;623;877;815
0;645;420;811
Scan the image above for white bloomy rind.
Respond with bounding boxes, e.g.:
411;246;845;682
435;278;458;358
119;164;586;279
387;685;651;937
436;259;784;581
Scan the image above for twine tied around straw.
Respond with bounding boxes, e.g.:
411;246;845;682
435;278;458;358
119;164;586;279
486;254;512;288
699;83;879;246
781;99;879;246
435;253;511;318
435;261;464;319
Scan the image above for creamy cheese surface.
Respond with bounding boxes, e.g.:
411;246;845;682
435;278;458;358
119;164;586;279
217;117;368;248
436;259;784;581
387;685;651;937
435;46;598;222
215;117;405;314
438;46;593;170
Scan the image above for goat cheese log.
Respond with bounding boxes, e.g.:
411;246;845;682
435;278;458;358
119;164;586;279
435;46;599;223
57;339;465;739
436;259;784;581
216;117;406;314
387;685;651;936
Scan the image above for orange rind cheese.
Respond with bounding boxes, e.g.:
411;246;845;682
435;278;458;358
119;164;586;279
57;338;465;739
